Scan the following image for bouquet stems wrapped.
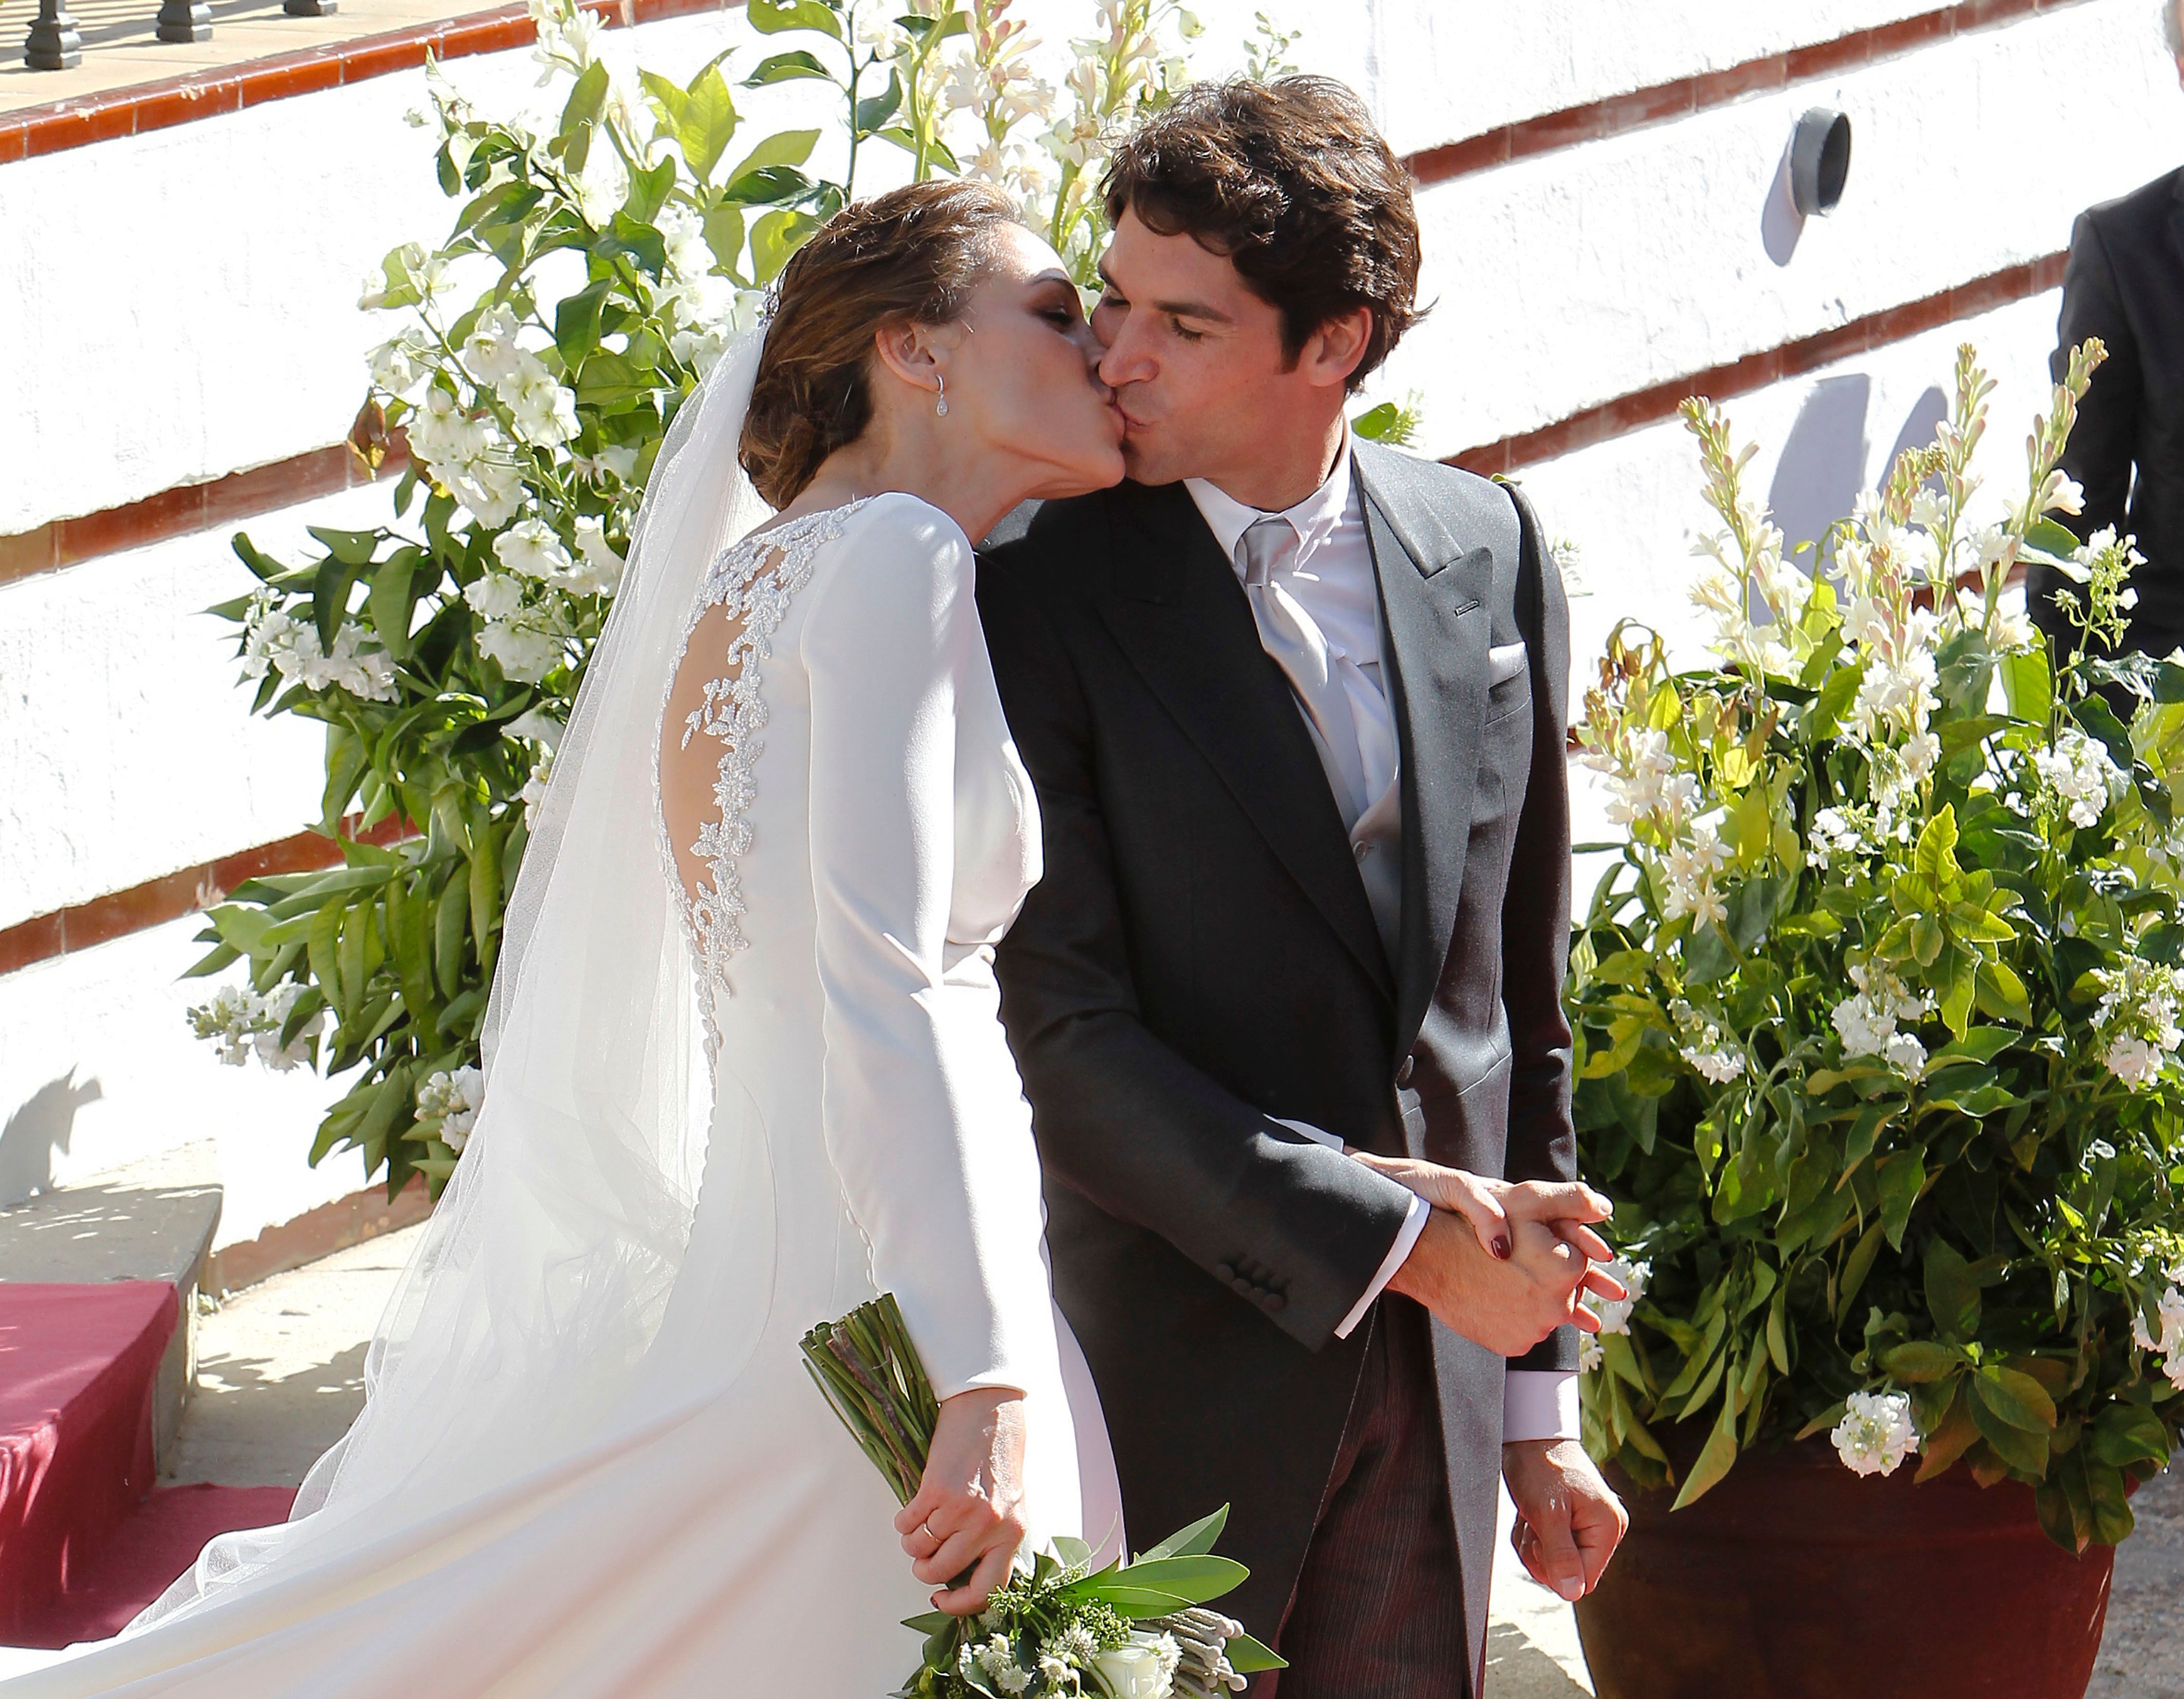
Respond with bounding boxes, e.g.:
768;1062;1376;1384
802;1296;1285;1698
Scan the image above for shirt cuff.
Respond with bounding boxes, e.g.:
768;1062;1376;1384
1503;1370;1580;1443
1333;1192;1428;1340
1267;1119;1427;1342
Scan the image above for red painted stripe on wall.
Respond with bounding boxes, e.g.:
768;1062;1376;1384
0;815;412;978
1405;0;2095;189
1447;251;2067;475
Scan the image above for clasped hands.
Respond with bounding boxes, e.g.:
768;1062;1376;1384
1364;1152;1623;1362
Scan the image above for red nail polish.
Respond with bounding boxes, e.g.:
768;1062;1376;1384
1492;1235;1512;1261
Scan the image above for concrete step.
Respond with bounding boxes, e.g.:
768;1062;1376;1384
0;1141;220;1469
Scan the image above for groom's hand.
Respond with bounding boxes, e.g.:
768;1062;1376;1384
1385;1210;1603;1358
1502;1439;1628;1601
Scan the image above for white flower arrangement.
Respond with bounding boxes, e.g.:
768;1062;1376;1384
185;980;326;1073
1569;342;2184;1540
1831;1391;1921;1478
415;1064;485;1152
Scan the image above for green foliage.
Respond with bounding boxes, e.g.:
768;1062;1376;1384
1568;342;2184;1551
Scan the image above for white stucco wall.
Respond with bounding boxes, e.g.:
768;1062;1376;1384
4;0;2178;1221
0;912;366;1239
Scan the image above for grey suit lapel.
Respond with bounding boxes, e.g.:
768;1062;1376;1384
1353;440;1496;1053
1095;482;1397;1004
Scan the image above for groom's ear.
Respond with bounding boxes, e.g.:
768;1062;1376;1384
1296;305;1373;393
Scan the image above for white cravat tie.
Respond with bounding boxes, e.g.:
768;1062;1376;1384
1238;516;1372;828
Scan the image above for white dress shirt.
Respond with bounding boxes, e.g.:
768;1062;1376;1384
1184;436;1578;1445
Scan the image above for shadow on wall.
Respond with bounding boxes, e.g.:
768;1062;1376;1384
1762;137;1808;266
1766;381;1951;571
0;1071;102;1206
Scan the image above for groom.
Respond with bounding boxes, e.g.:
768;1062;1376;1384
980;77;1625;1696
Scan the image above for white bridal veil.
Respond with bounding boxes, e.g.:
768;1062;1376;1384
132;331;778;1628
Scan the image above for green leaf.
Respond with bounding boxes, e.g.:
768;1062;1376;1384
1913;804;1962;895
854;66;903;135
1136;1506;1228;1563
1106;1555;1248;1604
672;65;741;181
747;0;842;36
1223;1634;1288;1674
743;47;833;84
2000;645;2054;725
750;208;822;284
1971;1365;2058;1433
1671;1391;1742;1509
721;126;819;188
1876;1148;1925;1250
1351;401;1404;442
624;154;677;225
1836;1220;1886;1325
2085;1403;2170;1469
1879;1340;1965;1384
559;59;610;142
1924;1238;1982;1341
366;553;420;662
1973;959;2031;1023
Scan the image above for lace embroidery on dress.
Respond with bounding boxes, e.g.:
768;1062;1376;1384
654;499;871;1062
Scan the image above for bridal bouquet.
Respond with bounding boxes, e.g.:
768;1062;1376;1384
1567;339;2184;1551
801;1297;1283;1697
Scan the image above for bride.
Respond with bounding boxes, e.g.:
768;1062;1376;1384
6;178;1130;1696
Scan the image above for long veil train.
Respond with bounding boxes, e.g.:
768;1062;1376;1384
129;331;778;1638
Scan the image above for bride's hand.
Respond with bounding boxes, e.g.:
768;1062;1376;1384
1350;1152;1617;1266
895;1387;1030;1616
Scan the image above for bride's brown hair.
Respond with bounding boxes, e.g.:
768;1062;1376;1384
739;179;1022;509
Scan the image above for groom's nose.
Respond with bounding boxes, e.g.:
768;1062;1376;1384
1095;316;1156;391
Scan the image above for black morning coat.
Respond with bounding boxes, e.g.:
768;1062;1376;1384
976;437;1579;1693
2035;164;2184;660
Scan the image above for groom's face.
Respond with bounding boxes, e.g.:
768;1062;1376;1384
1091;209;1310;490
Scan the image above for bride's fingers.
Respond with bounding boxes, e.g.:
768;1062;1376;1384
1581;1266;1630;1304
913;1502;1007;1588
894;1484;945;1540
932;1538;1020;1617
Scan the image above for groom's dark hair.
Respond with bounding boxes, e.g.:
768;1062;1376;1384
1103;77;1423;389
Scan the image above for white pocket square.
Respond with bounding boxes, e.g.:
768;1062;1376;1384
1488;642;1528;685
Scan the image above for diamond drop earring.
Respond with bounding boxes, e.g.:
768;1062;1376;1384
934;376;948;418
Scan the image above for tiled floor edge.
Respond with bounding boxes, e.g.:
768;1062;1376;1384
0;0;740;164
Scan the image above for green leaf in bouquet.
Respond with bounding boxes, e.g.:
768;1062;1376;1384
2000;645;2053;724
1104;1556;1249;1605
559;59;611;142
750;208;822;284
2073;692;2136;773
670;64;741;182
1223;1633;1287;1674
1136;1505;1229;1562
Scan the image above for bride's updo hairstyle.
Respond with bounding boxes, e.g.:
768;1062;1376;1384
739;178;1021;509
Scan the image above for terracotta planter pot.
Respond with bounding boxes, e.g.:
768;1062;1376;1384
1573;1435;2115;1699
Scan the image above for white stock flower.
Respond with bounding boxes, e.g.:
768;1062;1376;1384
1577;1333;1605;1373
1907;488;1949;532
574;141;628;227
1806;806;1871;868
2131;1280;2184;1389
656;200;712;282
2092;959;2183;1091
506;706;566;749
252;982;324;1072
417;1064;486;1151
563;516;626;596
1883;1031;1929;1080
850;4;909;57
2033;729;2127;830
1832;1390;1920;1477
185;983;265;1068
463;571;526;621
477;605;570;682
462;304;526;387
2040;470;2086;517
367;336;429;398
494;517;576;581
497;350;579;447
1832;961;1927;1060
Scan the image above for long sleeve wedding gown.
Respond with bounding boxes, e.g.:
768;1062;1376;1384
4;492;1120;1697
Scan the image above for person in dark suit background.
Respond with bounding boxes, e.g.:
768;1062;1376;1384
978;78;1627;1698
2031;2;2184;660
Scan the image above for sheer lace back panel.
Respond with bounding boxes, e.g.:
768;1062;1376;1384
655;500;871;1057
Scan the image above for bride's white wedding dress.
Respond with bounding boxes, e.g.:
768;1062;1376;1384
3;349;1118;1696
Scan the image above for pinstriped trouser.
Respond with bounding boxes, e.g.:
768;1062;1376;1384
1254;1295;1472;1699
